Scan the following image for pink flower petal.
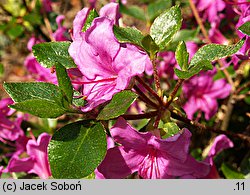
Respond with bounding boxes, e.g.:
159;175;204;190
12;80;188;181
99;2;120;25
97;147;145;179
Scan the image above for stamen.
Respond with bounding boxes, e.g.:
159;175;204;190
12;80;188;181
27;127;36;141
71;77;117;85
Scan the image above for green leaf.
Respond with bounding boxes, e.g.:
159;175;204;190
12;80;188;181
0;63;4;77
172;28;200;43
175;41;189;70
221;163;245;179
141;35;159;56
55;64;73;104
10;99;66;118
174;60;213;79
3;82;68;118
82;9;99;32
147;0;172;22
48;121;107;179
32;42;77;69
162;122;180;138
3;82;62;103
72;91;85;107
189;39;245;67
113;25;144;49
97;90;138;120
238;21;250;36
120;4;146;21
23;13;42;25
150;6;182;50
6;24;24;39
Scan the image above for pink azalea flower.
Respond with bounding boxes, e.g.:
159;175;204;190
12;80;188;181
0;98;15;116
183;71;231;120
0;166;3;178
72;3;120;40
209;23;229;45
41;0;52;13
5;133;52;179
181;134;234;179
0;98;24;142
194;0;226;24
96;117;210;179
95;136;115;179
203;135;234;178
69;3;151;111
24;55;58;84
230;1;250;69
52;15;69;41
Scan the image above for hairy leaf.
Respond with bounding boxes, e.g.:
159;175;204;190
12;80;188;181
48;121;107;178
150;6;182;49
32;42;77;68
97;90;138;120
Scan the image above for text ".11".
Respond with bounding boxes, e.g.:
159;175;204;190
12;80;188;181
234;182;245;191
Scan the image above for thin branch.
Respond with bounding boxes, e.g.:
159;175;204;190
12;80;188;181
152;56;162;97
235;81;250;95
121;111;158;120
133;85;159;108
188;0;210;43
135;76;163;105
171;111;250;143
165;79;184;108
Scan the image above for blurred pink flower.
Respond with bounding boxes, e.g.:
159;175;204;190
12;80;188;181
183;72;231;120
0;98;24;142
147;41;198;80
230;1;250;68
24;15;69;83
5;133;52;179
24;55;58;84
194;0;226;24
209;23;229;45
69;4;150;111
96;117;210;179
41;0;52;13
53;15;69;41
0;166;3;177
